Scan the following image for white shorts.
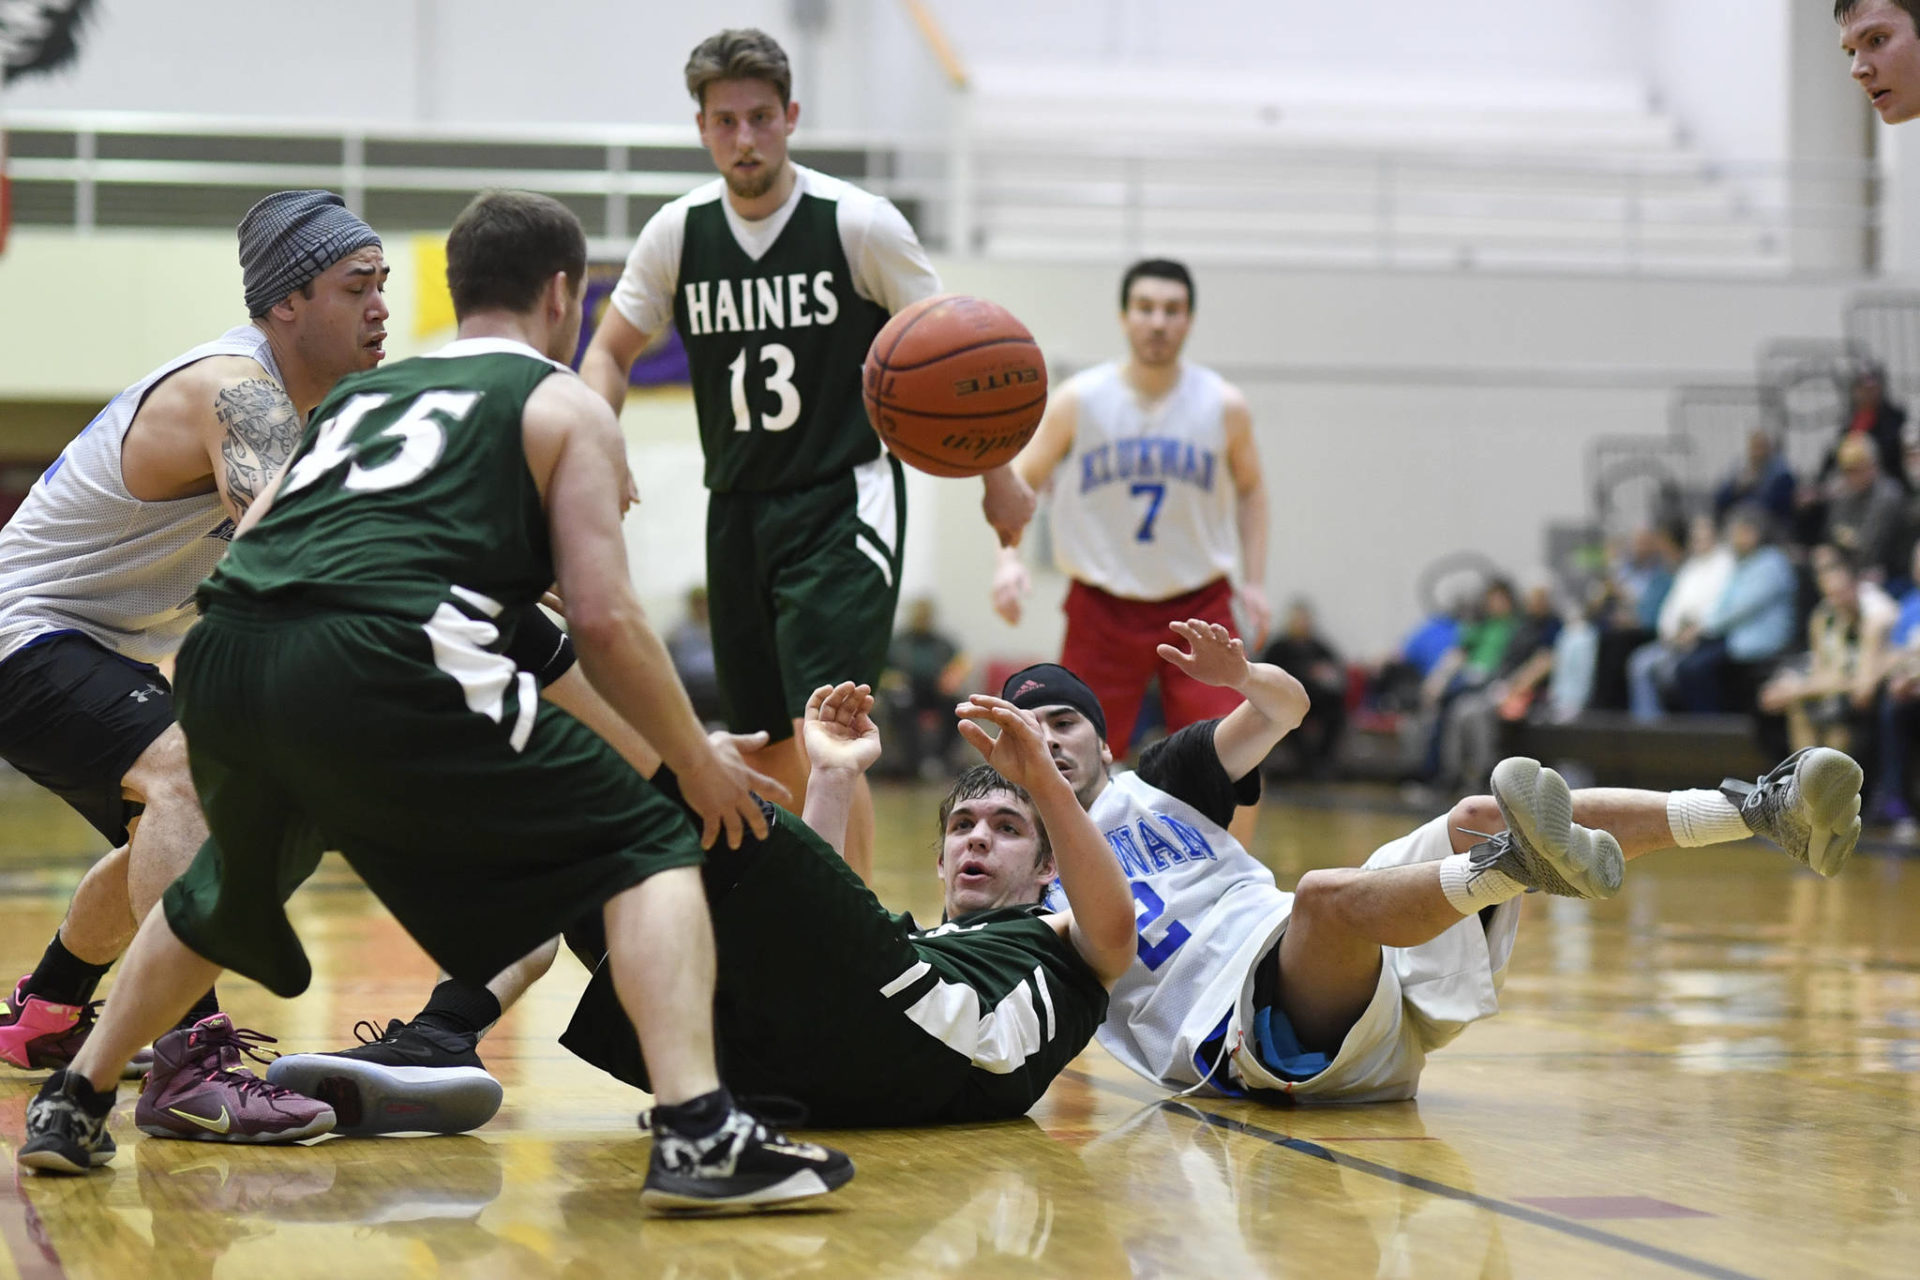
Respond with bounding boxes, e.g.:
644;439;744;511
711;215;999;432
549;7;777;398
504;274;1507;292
1226;815;1522;1104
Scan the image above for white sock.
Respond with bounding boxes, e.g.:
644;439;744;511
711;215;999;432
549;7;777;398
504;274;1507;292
1667;789;1752;847
1437;853;1526;915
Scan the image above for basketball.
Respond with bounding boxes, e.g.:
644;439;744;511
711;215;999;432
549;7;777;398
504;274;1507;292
863;295;1048;478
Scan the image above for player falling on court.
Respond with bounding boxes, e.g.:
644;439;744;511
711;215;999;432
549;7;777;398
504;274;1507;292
1838;0;1920;119
997;625;1862;1102
581;27;1036;882
22;190;856;1213
992;261;1268;807
0;190;388;1102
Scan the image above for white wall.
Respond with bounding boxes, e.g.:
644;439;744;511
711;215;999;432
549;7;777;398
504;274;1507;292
1646;0;1789;172
5;0;1673;129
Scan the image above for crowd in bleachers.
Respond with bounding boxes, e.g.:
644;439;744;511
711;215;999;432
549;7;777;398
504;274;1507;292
1307;367;1920;840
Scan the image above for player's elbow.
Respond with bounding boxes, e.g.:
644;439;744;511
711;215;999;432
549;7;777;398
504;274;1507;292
564;593;643;657
1082;916;1140;984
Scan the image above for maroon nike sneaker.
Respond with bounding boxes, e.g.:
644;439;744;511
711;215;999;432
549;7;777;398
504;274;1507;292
134;1015;334;1144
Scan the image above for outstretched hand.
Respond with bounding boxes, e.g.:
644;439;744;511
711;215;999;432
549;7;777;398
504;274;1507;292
803;682;882;776
1156;618;1250;691
955;694;1060;793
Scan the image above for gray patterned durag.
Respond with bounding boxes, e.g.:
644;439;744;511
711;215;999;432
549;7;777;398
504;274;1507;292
238;190;381;317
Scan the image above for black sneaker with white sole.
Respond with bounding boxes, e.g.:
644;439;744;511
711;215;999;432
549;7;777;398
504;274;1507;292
18;1069;117;1175
265;1018;503;1137
642;1106;854;1212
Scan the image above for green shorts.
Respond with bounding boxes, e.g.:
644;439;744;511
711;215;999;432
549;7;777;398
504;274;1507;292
560;796;974;1127
706;455;905;741
164;603;703;998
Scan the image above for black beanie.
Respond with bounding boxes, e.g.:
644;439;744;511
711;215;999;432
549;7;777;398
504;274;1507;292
999;662;1107;743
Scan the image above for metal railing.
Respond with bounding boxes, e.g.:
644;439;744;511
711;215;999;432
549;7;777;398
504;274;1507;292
1;108;1883;275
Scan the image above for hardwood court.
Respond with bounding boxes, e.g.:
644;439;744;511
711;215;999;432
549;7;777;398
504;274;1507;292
2;773;1917;1279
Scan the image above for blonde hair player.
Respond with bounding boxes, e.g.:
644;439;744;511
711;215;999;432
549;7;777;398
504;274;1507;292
581;28;1036;883
994;259;1268;839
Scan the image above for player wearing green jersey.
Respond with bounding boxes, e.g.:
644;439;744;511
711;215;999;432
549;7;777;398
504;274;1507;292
581;28;1037;883
23;190;857;1212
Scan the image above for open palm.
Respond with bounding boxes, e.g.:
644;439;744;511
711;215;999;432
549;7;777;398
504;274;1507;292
803;682;882;775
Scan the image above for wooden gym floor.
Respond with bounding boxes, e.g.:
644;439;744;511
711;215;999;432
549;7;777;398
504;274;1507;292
1;772;1916;1280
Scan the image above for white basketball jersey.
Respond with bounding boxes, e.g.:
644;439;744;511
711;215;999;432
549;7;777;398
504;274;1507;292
1045;770;1290;1088
0;325;282;666
1048;361;1240;602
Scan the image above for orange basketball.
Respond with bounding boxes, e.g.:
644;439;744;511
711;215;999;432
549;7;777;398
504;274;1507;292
862;295;1048;478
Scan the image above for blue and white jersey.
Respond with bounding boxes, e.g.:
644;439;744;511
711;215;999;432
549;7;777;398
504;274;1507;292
0;325;282;665
1048;360;1239;602
1045;767;1288;1089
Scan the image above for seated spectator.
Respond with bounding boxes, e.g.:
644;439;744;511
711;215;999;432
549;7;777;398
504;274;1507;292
1715;430;1797;529
1368;593;1468;716
1672;506;1798;713
880;597;970;779
1822;365;1910;494
1872;539;1920;837
1757;545;1895;761
1827;434;1907;583
1437;582;1581;791
1627;514;1736;719
1259;598;1347;779
1891;428;1920;598
1591;523;1679;709
665;585;722;724
1417;578;1520;783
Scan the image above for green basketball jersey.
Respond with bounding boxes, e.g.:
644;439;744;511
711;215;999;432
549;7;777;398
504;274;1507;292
900;904;1112;1124
672;192;891;494
201;338;564;623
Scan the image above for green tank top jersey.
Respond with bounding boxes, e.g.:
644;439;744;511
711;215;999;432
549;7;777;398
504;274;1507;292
901;904;1112;1123
201;341;562;623
673;194;891;494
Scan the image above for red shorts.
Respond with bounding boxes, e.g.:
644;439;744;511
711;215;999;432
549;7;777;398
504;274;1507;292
1060;577;1245;755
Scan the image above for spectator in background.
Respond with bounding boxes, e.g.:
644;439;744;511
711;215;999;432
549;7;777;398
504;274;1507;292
1259;598;1346;779
1824;365;1909;493
665;585;723;724
1672;506;1798;713
1417;578;1519;783
1874;539;1920;838
881;598;970;779
1436;581;1572;791
1891;429;1920;597
1627;514;1737;718
1827;434;1907;582
1715;430;1797;529
1757;546;1895;762
1591;524;1678;710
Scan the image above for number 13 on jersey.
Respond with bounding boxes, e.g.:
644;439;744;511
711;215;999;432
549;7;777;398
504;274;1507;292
728;342;801;432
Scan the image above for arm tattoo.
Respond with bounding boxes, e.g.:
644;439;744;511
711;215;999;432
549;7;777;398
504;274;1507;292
214;379;301;515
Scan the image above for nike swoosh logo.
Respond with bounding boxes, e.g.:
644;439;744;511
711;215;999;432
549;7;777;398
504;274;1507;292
168;1105;231;1133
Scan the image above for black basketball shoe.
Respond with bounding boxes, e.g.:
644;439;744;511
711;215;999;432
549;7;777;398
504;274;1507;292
642;1105;855;1213
265;1018;503;1137
18;1070;117;1175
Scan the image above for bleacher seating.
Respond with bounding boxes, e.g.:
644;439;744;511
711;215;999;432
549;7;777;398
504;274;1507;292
961;66;1786;273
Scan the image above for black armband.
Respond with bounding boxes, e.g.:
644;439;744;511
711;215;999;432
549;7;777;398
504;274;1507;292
502;606;577;689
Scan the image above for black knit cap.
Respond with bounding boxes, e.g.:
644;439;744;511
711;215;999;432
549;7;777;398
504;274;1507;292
999;662;1107;743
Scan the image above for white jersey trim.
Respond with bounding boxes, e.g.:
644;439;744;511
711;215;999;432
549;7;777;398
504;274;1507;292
608;164;939;339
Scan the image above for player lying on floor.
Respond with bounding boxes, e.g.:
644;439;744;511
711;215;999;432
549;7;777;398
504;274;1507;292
269;679;1139;1129
270;622;1863;1121
994;627;1863;1102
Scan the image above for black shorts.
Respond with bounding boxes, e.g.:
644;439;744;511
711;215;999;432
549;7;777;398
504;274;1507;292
0;631;175;845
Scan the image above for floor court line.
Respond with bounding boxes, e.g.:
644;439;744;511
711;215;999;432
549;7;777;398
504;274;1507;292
1059;1069;1762;1280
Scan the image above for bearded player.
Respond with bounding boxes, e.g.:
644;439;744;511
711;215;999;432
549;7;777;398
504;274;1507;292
581;28;1036;883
